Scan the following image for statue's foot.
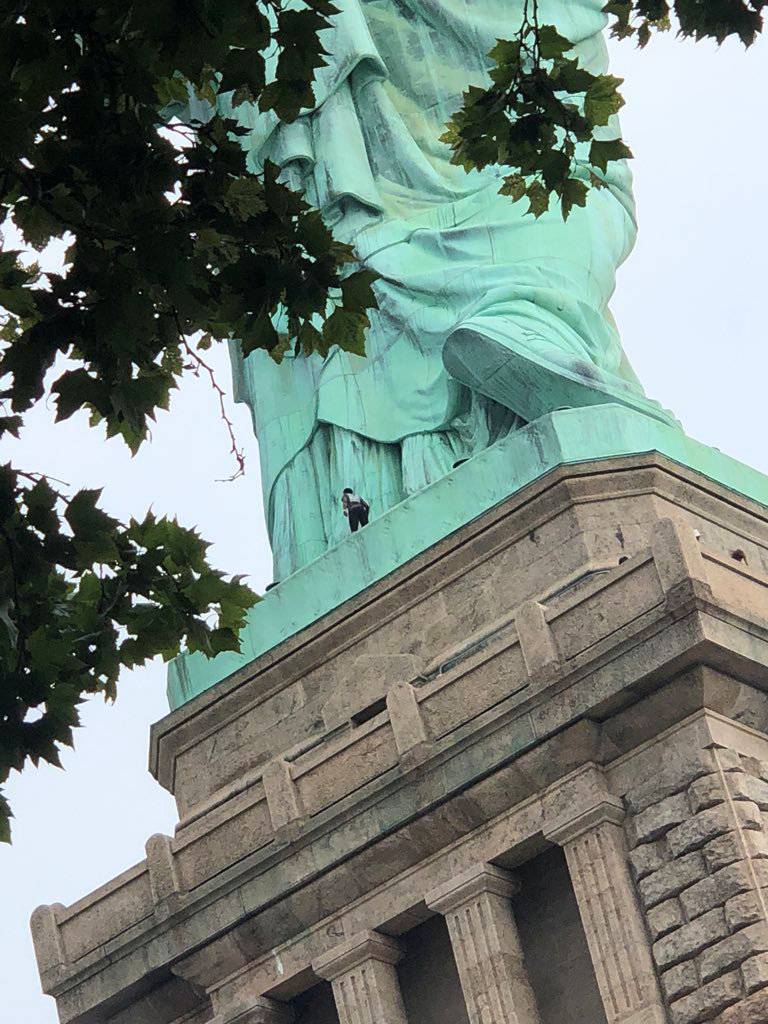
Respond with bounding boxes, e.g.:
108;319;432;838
443;325;678;429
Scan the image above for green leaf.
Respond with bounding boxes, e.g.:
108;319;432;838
322;307;369;357
223;178;267;220
584;75;625;127
538;25;574;60
560;177;589;220
589;138;633;173
525;181;551;219
500;173;527;202
340;269;378;313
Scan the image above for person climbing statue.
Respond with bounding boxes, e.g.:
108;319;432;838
342;488;370;533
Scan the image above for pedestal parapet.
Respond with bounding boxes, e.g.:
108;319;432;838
167;404;768;709
30;424;768;1024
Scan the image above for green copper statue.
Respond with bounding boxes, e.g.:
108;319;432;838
219;0;674;581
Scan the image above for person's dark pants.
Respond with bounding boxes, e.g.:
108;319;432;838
348;506;369;532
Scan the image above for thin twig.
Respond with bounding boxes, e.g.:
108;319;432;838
173;318;245;480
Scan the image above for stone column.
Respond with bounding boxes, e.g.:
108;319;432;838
425;864;541;1024
313;930;408;1024
543;764;667;1024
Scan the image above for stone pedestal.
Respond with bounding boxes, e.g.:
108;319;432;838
30;453;768;1024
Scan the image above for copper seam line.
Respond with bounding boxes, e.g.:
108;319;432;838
567;834;620;1018
478;895;515;1020
592;826;639;1009
713;747;768;922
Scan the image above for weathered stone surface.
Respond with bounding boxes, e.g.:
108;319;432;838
666;807;734;859
698;923;768;985
688;775;726;814
625;750;716;817
426;865;540;1024
654;909;729;970
725;893;765;933
211;994;294;1024
728;773;768;811
630;841;669;881
386;681;431;764
30;458;768;1024
741;953;768;995
648;899;686;941
713;749;746;775
314;931;408;1024
639;852;707;909
713;986;768;1024
631;793;692;847
704;835;749;874
662;962;700;1003
515;600;559;678
670;970;742;1024
680;862;754;921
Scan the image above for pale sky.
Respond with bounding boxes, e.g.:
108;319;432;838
1;28;767;1023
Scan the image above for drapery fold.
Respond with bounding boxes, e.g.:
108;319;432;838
221;0;671;577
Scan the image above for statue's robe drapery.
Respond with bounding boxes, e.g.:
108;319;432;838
219;0;670;579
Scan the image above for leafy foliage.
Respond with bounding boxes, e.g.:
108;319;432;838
0;463;257;842
0;0;375;454
444;0;764;219
0;0;763;839
0;0;375;841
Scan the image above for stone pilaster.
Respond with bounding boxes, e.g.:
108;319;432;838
313;931;408;1024
425;864;541;1024
543;764;667;1024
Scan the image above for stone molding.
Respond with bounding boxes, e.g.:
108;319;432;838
386;681;431;765
261;758;304;834
33;457;768;1024
515;600;559;680
145;834;183;907
30;902;68;983
426;863;541;1024
651;517;711;601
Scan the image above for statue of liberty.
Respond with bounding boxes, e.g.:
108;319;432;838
212;0;673;581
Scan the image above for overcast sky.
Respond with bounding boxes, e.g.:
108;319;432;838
1;28;766;1024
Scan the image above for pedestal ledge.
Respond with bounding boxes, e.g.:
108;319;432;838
312;930;403;981
168;402;768;709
